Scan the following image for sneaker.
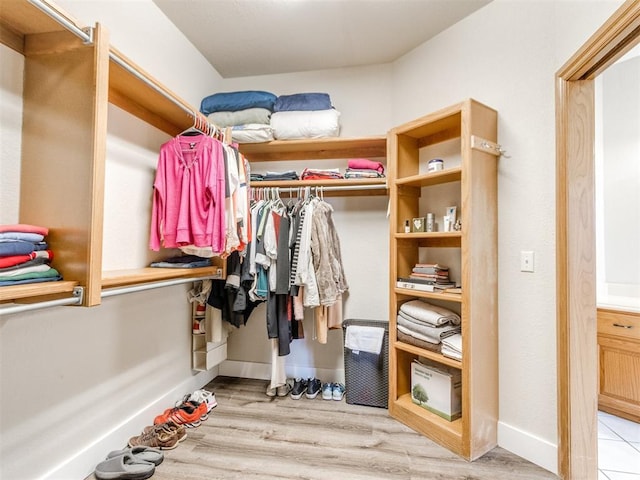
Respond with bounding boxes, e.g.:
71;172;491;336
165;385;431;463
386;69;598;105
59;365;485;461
290;378;307;400
128;427;181;450
154;396;208;427
143;420;187;443
195;303;206;317
332;383;346;401
266;384;278;397
305;378;322;399
190;389;217;412
321;382;334;400
277;379;293;397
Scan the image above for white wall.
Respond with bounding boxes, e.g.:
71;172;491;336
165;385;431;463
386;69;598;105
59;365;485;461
0;0;627;478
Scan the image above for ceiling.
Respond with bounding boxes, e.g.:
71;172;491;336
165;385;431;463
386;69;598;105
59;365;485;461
152;0;492;78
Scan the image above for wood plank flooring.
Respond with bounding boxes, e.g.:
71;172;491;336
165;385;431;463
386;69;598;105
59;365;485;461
90;376;558;479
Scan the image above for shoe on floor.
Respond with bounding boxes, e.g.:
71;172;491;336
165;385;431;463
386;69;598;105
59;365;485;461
143;420;187;443
266;384;278;397
290;378;308;400
191;389;217;412
322;382;334;400
128;426;182;450
332;383;346;401
277;379;293;397
106;446;164;466
94;452;155;480
306;378;322;399
154;396;208;427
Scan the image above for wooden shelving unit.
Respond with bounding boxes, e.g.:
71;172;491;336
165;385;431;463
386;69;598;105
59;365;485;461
238;136;388;197
0;0;224;307
387;99;499;460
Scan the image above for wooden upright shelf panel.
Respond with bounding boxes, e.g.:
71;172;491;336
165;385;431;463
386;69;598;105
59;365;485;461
388;99;499;460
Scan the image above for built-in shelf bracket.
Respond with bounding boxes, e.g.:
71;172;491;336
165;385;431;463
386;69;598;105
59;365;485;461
471;135;509;158
0;286;84;316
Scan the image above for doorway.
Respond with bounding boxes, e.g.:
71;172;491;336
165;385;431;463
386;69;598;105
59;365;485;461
556;1;640;479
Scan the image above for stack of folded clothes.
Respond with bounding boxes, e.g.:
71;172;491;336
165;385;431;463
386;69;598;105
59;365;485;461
344;158;386;178
201;90;277;143
250;170;300;182
396;300;461;358
270;92;341;140
300;167;343;180
0;224;62;286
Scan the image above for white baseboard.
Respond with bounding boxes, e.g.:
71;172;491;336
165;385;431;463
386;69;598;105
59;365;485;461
219;360;345;383
498;421;558;475
42;369;218;480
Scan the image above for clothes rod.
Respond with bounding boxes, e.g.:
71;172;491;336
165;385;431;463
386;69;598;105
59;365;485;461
101;276;220;298
28;0;202;125
108;51;195;121
28;0;93;44
0;287;84;316
251;183;388;193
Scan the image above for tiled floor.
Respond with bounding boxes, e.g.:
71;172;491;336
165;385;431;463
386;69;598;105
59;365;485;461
599;411;640;479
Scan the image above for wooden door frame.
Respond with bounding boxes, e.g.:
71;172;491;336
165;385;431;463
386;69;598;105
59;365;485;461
556;1;640;478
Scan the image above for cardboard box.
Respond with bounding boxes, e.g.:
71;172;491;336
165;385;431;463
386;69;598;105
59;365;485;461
411;358;462;421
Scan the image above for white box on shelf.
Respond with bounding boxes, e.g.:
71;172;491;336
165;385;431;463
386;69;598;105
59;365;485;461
411;358;462;421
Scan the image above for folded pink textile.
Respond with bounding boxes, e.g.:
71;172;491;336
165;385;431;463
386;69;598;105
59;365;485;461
0;224;49;235
0;250;53;269
347;158;384;174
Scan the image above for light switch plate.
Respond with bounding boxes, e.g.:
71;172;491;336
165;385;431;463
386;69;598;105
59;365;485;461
521;251;534;272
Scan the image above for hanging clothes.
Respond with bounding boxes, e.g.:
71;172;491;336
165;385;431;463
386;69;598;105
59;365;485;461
149;134;226;253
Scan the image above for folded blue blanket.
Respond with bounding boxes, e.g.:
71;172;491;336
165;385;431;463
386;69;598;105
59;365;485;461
200;90;277;115
274;92;332;112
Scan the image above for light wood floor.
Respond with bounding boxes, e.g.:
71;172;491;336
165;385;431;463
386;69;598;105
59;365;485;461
91;376;558;479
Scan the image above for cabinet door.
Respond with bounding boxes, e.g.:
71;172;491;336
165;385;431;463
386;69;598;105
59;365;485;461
598;336;640;423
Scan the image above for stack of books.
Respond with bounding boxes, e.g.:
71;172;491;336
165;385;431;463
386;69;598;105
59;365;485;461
396;263;456;292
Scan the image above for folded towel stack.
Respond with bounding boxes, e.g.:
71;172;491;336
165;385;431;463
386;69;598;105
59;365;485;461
201;90;277;143
396;300;462;361
345;158;385;178
0;224;62;286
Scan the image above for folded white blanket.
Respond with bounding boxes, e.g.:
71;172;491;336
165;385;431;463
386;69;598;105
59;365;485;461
441;332;462;353
441;344;462;361
270;109;340;140
399;299;461;326
231;123;274;143
345;325;385;354
208;108;272;127
397;314;460;344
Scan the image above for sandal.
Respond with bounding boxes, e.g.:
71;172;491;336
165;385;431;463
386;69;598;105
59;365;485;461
94;452;155;480
106;446;164;466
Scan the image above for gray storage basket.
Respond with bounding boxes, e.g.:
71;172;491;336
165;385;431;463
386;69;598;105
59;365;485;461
342;319;389;408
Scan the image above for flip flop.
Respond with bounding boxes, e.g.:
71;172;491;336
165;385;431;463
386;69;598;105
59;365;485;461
106;446;164;466
94;453;155;480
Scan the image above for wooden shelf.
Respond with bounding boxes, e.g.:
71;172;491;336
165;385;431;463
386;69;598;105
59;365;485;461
394;287;462;303
394;341;462;369
250;178;387;196
1;0;223;307
101;267;223;289
0;280;78;303
390;394;463;456
395;231;462;248
388;99;498;461
396;167;462;188
237;136;386;161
